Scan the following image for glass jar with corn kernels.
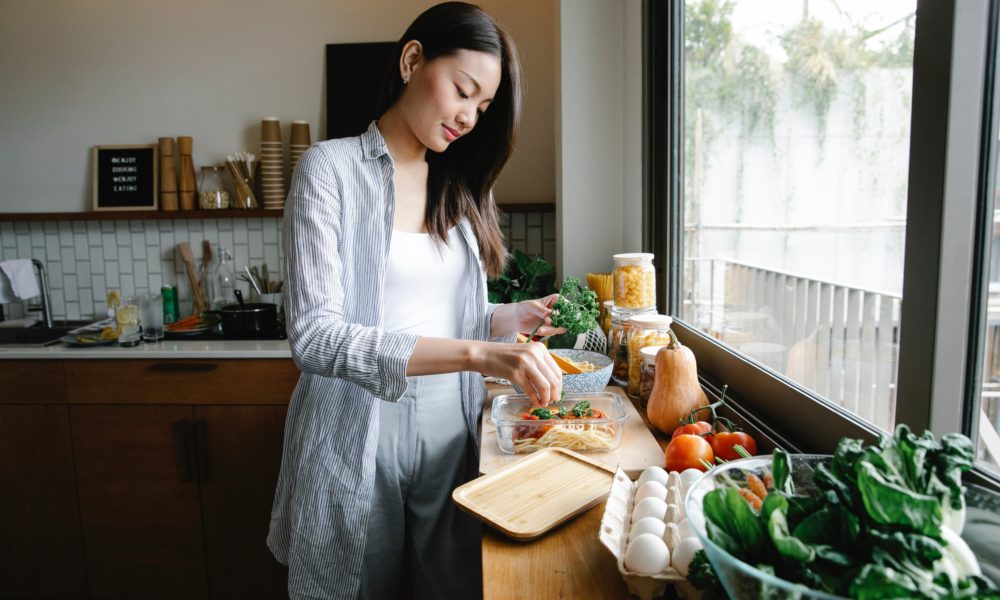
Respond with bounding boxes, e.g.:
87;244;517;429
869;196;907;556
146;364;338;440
626;314;673;397
607;304;656;387
613;253;656;310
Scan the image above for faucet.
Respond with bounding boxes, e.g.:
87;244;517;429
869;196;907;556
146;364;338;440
24;259;54;328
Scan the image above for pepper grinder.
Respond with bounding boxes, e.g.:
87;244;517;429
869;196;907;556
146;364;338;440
177;136;197;210
158;137;179;211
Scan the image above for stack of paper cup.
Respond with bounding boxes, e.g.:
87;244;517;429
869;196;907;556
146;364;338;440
289;121;311;181
259;117;285;210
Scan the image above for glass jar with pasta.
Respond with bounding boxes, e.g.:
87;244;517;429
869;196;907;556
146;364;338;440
607;304;655;387
626;314;673;397
612;253;656;309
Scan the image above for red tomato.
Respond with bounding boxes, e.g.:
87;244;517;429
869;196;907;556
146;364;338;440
664;434;715;472
671;421;713;441
711;431;758;461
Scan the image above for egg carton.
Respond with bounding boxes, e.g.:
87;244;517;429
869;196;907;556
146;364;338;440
598;468;701;600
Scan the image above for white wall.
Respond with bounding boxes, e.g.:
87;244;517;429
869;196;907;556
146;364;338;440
556;0;643;280
0;0;555;212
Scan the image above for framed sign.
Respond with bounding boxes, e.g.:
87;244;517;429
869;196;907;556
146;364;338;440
92;144;158;211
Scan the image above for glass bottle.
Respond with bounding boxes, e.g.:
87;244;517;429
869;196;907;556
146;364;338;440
210;247;236;309
626;314;673;397
613;253;656;309
607;304;656;387
198;165;230;209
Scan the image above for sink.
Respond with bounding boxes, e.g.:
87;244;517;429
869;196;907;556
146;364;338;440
0;319;104;345
0;326;75;345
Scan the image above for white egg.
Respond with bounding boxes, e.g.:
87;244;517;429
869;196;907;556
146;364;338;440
624;533;671;575
680;468;704;485
634;480;668;504
628;516;667;542
676;518;696;540
671;536;703;577
631;497;668;523
637;466;669;488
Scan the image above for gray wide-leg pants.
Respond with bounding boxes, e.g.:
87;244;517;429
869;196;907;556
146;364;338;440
358;373;483;600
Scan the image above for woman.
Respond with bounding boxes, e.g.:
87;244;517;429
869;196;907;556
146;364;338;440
267;3;563;598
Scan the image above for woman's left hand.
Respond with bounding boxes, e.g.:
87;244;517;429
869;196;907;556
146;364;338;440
489;294;567;339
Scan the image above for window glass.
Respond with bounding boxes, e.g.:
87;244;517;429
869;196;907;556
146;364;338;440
681;0;916;431
975;120;1000;475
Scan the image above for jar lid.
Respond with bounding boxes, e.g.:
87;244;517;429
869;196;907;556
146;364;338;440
613;252;654;265
640;345;665;364
609;304;656;318
629;314;673;329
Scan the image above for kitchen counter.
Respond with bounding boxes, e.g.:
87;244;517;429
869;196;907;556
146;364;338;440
0;339;292;359
479;383;665;600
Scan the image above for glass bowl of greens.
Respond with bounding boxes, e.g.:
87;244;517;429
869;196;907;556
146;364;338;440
684;426;1000;599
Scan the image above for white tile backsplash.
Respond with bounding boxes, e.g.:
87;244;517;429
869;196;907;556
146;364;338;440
0;208;554;321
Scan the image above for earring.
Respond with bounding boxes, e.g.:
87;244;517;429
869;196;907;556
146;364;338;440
403;77;409;85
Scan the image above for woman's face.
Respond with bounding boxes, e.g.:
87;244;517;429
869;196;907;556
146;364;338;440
401;47;502;153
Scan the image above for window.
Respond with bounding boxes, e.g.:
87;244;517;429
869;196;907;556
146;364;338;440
647;0;1000;487
680;0;914;432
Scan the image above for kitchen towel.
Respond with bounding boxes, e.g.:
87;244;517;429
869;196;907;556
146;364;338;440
0;259;40;300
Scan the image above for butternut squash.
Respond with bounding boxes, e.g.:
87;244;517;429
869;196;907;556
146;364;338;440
647;330;709;435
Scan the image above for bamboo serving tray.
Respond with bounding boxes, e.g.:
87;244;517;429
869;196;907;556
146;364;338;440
453;447;615;541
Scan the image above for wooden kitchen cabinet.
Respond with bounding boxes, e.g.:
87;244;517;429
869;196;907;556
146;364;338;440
196;406;289;599
0;404;87;599
71;405;209;599
0;357;298;599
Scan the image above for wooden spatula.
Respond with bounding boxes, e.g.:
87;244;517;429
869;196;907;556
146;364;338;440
177;242;206;315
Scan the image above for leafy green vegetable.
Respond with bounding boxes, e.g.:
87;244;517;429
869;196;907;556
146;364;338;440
526;277;599;340
530;407;554;420
571;400;593;418
556;405;567;419
687;549;720;590
697;425;998;599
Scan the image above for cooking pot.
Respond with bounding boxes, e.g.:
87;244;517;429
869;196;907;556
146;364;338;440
219;289;277;336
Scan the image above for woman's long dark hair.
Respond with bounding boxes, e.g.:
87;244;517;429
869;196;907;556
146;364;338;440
378;1;520;278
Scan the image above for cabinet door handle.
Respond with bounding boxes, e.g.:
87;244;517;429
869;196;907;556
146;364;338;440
171;419;195;482
194;418;210;484
147;363;218;373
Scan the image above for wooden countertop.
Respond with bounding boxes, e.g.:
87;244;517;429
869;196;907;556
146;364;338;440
480;384;673;600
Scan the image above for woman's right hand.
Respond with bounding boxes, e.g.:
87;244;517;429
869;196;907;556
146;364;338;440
473;341;563;406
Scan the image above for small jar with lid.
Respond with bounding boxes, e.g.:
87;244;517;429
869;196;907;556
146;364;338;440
626;313;673;397
198;165;230;209
613;253;656;309
639;345;664;408
607;304;656;387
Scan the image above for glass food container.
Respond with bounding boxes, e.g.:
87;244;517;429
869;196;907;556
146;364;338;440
612;253;656;309
626;314;674;397
607;304;656;387
198;165;230;209
491;391;629;454
639;344;664;408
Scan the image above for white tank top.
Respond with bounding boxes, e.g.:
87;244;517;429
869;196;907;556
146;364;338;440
383;227;468;339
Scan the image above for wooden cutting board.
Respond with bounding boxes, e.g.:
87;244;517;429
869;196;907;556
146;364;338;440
454;447;615;540
479;385;665;478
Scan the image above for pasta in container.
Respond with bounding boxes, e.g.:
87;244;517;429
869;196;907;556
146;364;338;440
492;392;629;454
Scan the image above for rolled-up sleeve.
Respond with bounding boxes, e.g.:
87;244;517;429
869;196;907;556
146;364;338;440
283;146;418;402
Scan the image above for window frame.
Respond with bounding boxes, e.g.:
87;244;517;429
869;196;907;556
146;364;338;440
643;0;1000;489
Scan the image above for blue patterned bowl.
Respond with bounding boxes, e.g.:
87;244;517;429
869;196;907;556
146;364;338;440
513;349;613;394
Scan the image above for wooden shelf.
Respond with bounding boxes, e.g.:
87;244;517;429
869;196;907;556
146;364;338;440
0;209;283;222
0;203;554;222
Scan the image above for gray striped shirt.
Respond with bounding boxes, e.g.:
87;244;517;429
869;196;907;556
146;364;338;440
268;122;505;599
